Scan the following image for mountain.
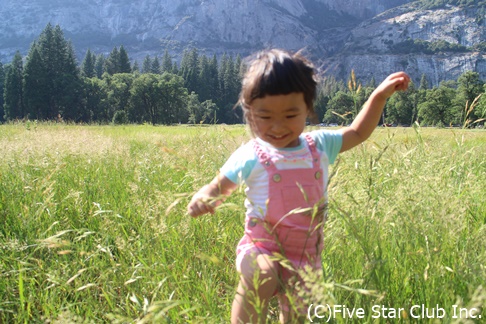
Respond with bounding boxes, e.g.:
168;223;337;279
324;2;486;85
0;0;484;85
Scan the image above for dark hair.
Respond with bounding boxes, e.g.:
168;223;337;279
238;49;318;125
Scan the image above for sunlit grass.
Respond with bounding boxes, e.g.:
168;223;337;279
0;123;484;322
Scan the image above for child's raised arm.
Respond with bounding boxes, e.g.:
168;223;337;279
187;173;238;217
340;72;410;153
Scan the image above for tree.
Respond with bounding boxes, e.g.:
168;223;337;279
314;76;346;123
323;90;354;124
94;54;105;78
118;45;132;73
151;56;161;74
103;45;133;75
187;91;217;124
208;54;220;103
103;73;135;121
159;72;189;124
386;82;417;125
81;49;96;78
197;55;211;102
132;61;140;74
58;40;85;121
83;77;108;122
180;48;199;94
418;85;457;126
475;85;486;126
161;49;173;73
25;23;84;121
3;52;24;120
23;46;49;119
142;55;152;74
456;71;484;123
419;74;429;90
105;47;120;75
218;53;241;123
129;73;163;124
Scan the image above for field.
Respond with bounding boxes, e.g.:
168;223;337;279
0;123;485;323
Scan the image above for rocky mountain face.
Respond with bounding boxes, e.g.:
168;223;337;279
0;0;484;85
327;2;486;85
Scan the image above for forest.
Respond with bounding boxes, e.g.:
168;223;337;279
1;23;485;127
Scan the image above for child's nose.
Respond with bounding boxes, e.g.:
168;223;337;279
271;119;285;131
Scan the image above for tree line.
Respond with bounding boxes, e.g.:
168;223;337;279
316;71;485;127
0;24;242;125
1;23;485;127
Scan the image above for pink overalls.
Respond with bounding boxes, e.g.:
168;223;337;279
236;134;326;312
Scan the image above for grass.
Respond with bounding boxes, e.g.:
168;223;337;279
0;123;485;323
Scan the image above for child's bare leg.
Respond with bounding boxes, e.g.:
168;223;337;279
231;253;279;324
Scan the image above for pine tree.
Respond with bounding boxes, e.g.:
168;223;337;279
180;48;199;94
419;74;429;90
132;61;140;74
95;54;105;78
81;49;96;78
118;45;132;73
60;40;85;121
142;55;152;74
208;54;220;106
23;45;49;119
197;54;211;101
24;24;84;121
105;46;120;75
3;52;24;120
161;49;173;73
219;53;241;123
151;56;161;74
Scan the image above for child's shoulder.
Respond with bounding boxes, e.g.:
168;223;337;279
305;129;343;162
306;128;343;143
221;141;259;184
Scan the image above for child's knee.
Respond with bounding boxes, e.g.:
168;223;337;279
239;253;279;294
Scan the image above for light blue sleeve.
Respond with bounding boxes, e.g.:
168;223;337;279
220;143;258;184
310;130;343;164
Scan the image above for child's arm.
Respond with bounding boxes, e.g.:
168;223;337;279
187;173;238;217
340;72;410;153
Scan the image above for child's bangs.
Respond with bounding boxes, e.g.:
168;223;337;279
252;57;310;100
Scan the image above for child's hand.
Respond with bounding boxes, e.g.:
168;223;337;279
374;72;410;100
186;174;238;218
187;188;218;217
340;71;411;153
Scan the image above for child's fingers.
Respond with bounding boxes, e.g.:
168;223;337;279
187;198;215;217
389;73;410;91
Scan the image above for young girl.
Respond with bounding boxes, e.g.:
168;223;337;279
187;49;410;323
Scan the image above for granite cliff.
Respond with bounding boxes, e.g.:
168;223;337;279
0;0;484;85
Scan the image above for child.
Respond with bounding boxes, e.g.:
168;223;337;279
187;49;410;323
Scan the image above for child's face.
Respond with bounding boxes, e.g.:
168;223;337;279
249;92;309;148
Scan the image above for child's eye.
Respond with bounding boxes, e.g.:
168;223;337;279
286;115;297;119
258;116;271;120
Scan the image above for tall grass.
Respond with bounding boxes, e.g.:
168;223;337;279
0;123;484;323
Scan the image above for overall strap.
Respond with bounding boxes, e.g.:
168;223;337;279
304;134;321;168
252;139;278;172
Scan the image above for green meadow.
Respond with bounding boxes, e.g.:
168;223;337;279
0;123;485;323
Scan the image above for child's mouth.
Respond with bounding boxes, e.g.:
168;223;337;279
269;134;288;140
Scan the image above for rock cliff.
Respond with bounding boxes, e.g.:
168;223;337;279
323;3;486;84
0;0;484;85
